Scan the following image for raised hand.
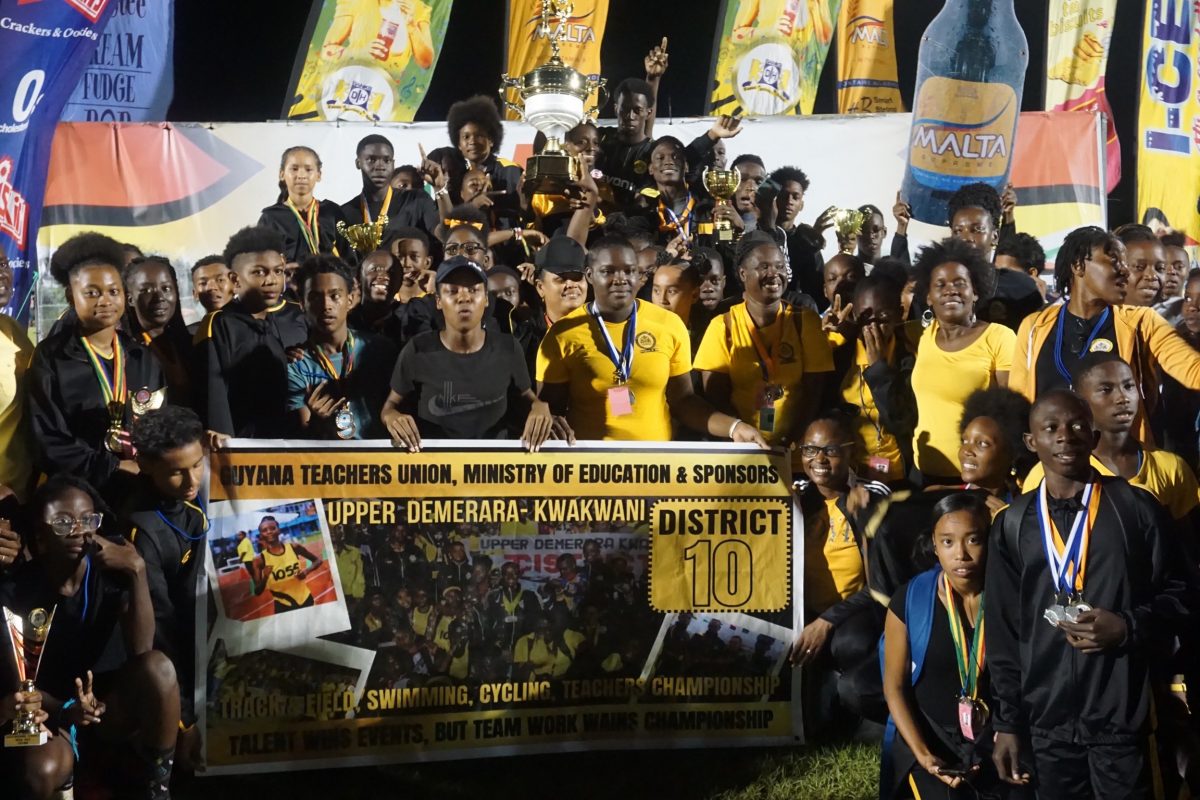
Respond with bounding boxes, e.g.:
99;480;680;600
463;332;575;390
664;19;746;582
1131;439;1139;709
92;535;144;577
305;381;349;422
644;37;669;78
892;191;911;235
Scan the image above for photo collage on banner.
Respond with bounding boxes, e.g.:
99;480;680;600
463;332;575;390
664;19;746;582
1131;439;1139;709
199;442;801;772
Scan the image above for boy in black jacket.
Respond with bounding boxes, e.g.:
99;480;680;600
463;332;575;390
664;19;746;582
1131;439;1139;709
986;389;1196;798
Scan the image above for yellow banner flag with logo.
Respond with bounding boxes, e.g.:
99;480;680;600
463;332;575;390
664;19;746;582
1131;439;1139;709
1137;2;1200;245
836;0;902;114
710;0;841;117
504;0;609;120
285;0;456;122
1044;0;1120;191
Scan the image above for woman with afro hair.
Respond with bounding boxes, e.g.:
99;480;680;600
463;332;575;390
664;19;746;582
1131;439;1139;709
446;95;523;230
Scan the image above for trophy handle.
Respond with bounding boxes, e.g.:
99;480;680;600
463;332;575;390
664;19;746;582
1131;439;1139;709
584;77;609;122
497;76;526;121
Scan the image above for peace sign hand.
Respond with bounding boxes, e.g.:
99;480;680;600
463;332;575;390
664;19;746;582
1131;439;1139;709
65;670;106;727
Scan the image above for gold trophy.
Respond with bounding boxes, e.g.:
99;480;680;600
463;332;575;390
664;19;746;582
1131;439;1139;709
4;606;56;747
499;0;607;196
336;214;389;257
702;167;742;243
832;207;868;254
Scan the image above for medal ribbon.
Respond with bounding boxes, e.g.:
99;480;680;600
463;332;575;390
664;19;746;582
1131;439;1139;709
311;332;357;381
1037;479;1101;595
941;572;985;700
286;198;322;255
361;185;393;225
588;300;637;385
738;302;790;386
1053;305;1110;385
658;192;695;243
80;334;127;407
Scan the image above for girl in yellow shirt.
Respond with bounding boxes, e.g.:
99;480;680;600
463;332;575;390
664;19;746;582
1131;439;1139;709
252;516;323;615
910;239;1015;482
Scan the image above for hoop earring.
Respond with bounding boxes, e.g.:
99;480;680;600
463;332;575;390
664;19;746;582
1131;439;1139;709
921;308;933;328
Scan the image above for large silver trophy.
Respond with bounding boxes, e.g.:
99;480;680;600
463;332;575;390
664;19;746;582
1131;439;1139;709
4;606;56;747
499;0;607;196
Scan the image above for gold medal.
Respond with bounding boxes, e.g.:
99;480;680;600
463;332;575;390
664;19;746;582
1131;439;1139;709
104;427;125;455
130;387;165;416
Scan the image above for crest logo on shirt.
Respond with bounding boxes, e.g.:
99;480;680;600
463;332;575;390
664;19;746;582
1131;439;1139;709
1089;338;1113;353
777;342;795;363
0;159;29;248
636;331;658;352
633;160;648;175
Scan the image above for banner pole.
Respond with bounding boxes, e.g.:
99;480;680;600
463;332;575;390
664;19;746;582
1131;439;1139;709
705;0;730;115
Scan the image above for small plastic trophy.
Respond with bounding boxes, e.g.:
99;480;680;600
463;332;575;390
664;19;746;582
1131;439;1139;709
4;606;56;747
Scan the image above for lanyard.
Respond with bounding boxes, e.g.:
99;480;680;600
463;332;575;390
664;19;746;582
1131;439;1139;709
1037;479;1101;595
155;502;210;543
311;332;356;381
1053;305;1110;385
941;572;985;700
588;300;637;385
286;198;322;255
738;302;789;385
361;185;393;225
658;192;695;242
80;334;127;407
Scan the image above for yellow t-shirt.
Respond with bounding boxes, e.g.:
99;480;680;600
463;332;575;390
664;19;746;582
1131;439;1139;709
513;634;572;678
693;302;833;448
237;537;255;563
839;331;919;482
537;300;692;441
911;321;1015;478
0;315;33;500
1022;450;1200;520
262;543;313;608
804;498;865;613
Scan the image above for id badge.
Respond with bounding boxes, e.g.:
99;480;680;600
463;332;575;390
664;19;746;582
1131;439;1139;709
608;386;634;416
957;697;979;740
868;456;891;476
758;406;775;433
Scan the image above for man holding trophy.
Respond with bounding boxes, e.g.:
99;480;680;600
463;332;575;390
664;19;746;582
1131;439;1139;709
0;475;180;800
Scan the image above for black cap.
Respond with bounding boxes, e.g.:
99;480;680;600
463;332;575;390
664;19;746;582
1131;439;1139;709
435;255;488;286
534;236;586;274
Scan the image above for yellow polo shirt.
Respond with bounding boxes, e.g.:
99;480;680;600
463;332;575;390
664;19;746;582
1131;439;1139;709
694;302;833;450
1022;450;1200;520
0;315;33;500
537;300;692;441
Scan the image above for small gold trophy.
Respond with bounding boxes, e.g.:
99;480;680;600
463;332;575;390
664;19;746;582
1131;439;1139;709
702;167;742;243
832;207;868;254
337;214;389;257
499;0;607;196
4;606;56;747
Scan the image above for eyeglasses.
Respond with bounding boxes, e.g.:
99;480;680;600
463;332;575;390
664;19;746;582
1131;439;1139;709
798;443;854;459
46;512;103;536
444;243;486;257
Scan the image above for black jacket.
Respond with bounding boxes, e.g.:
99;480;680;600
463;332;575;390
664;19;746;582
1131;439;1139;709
197;298;308;437
340;188;440;239
258;199;351;264
28;327;164;488
122;479;206;725
986;477;1197;744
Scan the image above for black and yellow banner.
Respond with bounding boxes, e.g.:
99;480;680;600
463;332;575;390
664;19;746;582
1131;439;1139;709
285;0;456;122
200;442;801;772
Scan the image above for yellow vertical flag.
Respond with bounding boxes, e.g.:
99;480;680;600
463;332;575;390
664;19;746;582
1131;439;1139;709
836;0;903;114
709;0;840;117
1137;1;1200;245
504;0;609;119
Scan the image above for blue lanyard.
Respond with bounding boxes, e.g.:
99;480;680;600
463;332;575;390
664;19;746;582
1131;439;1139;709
80;556;91;620
588;300;637;384
1053;305;1110;385
1037;480;1094;594
156;506;209;543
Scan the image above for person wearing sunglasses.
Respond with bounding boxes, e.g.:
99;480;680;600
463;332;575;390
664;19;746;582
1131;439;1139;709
0;474;179;800
790;411;890;730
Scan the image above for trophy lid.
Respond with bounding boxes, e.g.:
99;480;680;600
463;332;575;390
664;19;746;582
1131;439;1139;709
516;62;593;99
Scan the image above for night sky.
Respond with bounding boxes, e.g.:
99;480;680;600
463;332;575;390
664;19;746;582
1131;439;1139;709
170;0;1147;225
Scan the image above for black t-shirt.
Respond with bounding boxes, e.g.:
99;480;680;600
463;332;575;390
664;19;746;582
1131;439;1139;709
979;269;1045;332
390;330;531;439
1034;306;1118;397
0;556;128;701
889;579;989;732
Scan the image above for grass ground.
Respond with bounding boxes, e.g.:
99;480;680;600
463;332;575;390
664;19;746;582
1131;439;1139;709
175;741;880;800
